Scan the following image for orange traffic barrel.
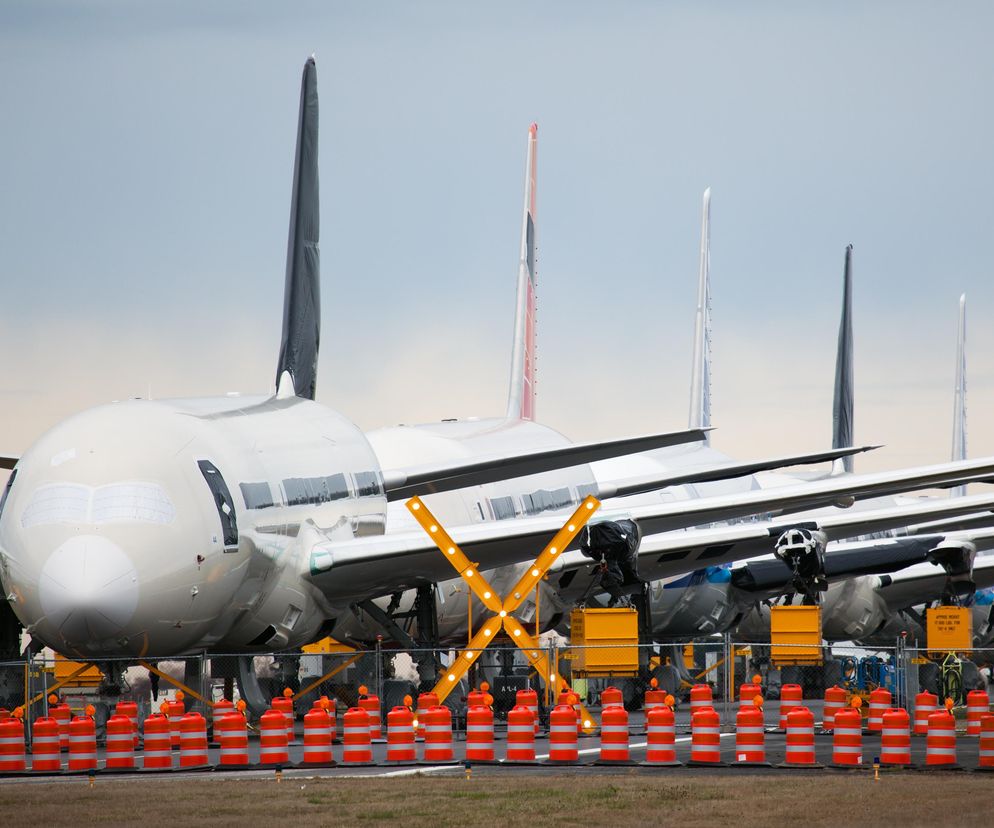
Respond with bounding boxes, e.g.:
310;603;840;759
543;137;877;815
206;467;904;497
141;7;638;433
601;686;624;709
867;688;891;732
50;702;71;751
831;707;863;766
597;704;631;764
342;707;374;765
644;685;667;732
738;680;762;710
467;688;488;709
880;708;911;766
68;715;97;772
689;707;723;765
259;708;289;766
778;684;802;729
925;709;958;767
642;704;680;766
179;712;209;769
386;706;416;764
967;690;989;736
114;701;139;748
142;713;172;770
516;688;539;735
978;714;994;770
216;710;249;767
272;693;295;745
105;714;136;770
466;705;495;763
0;716;25;772
302;706;335;766
31;717;61;773
822;686;847;731
914;691;938;736
690;684;713;718
783;707;820;767
358;693;382;741
546;704;579;764
735;702;767;765
420;705;456;764
505;705;536;763
168;694;185;748
416;692;439;739
557;688;583;734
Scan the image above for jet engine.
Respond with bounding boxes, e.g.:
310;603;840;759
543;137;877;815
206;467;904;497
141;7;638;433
773;527;828;605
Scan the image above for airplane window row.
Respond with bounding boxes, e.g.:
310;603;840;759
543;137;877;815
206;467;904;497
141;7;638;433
486;482;595;521
238;471;384;511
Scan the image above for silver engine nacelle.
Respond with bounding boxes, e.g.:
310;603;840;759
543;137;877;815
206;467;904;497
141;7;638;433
820;576;890;641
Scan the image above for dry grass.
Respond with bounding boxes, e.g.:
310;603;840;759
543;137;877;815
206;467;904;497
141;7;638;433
0;771;981;827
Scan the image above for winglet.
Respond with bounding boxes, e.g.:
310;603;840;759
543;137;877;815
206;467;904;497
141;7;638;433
831;244;854;474
688;187;712;442
951;293;968;495
275;57;321;400
506;123;538;420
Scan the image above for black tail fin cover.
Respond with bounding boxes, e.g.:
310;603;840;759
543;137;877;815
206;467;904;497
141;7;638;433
832;244;854;471
276;57;320;400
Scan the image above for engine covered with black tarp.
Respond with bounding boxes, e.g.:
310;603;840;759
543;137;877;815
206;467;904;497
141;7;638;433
579;519;642;604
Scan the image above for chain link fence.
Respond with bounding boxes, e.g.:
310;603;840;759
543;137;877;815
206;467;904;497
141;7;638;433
2;639;992;742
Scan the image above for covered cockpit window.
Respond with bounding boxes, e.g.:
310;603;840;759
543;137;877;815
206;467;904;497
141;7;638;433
92;483;176;524
198;460;239;550
21;483;90;527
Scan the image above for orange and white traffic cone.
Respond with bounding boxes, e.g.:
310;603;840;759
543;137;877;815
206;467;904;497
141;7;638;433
30;717;62;773
831;704;863;767
179;712;210;769
259;708;289;767
596;704;631;765
880;708;911;766
48;696;70;752
641;697;680;767
341;707;374;766
420;705;457;765
505;705;536;763
141;712;173;771
782;706;820;768
385;701;416;765
0;710;25;772
216;709;250;768
465;704;495;763
967;690;989;737
977;714;994;771
735;696;768;766
302;705;335;766
867;688;891;733
105;714;136;771
914;691;938;736
822;686;847;732
689;707;724;766
545;704;580;765
778;684;802;730
515;688;540;735
925;703;958;769
68;709;97;773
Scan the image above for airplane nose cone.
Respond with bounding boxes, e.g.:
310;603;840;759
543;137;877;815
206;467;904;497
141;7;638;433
38;535;139;645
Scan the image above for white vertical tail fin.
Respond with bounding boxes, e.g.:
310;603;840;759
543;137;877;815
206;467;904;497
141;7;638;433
506;123;538;420
951;293;968;495
831;245;855;474
688;187;712;442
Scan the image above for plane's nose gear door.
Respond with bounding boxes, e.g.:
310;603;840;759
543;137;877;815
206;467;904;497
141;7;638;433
197;460;239;551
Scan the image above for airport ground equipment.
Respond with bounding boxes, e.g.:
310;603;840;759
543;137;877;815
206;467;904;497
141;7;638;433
142;713;172;769
690;707;722;765
926;707;958;767
105;714;135;769
68;713;96;771
303;705;335;766
0;713;25;771
823;685;847;730
597;704;631;764
30;717;60;771
546;704;579;764
735;699;767;765
769;605;823;666
259;708;289;766
405;494;600;729
420;705;455;764
385;705;415;764
570;608;639;678
506;705;536;762
880;708;911;766
914;691;938;735
831;706;863;766
966;689;989;736
979;716;994;769
778;684;803;729
217;710;250;768
867;687;891;732
784;707;819;767
341;707;373;765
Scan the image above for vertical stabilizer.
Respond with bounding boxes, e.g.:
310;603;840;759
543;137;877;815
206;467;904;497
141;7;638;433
688;187;712;443
951;294;968;496
506;123;538;421
275;57;321;400
831;245;855;474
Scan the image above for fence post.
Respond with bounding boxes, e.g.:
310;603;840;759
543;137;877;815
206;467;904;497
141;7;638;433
374;636;384;709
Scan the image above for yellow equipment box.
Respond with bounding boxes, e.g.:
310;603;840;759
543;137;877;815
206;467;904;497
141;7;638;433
302;637;356;655
926;606;973;655
54;656;103;688
770;605;823;666
570;607;638;677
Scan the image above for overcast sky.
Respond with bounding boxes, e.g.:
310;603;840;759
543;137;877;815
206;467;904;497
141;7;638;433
1;2;992;475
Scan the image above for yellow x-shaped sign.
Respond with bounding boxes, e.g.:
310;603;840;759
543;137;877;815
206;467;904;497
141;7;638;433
405;494;601;731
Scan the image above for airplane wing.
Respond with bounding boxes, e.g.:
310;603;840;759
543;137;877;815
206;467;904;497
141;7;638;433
874;542;994;612
304;460;994;604
380;428;710;500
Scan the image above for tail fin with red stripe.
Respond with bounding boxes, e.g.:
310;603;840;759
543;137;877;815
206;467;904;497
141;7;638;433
506;123;538;420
